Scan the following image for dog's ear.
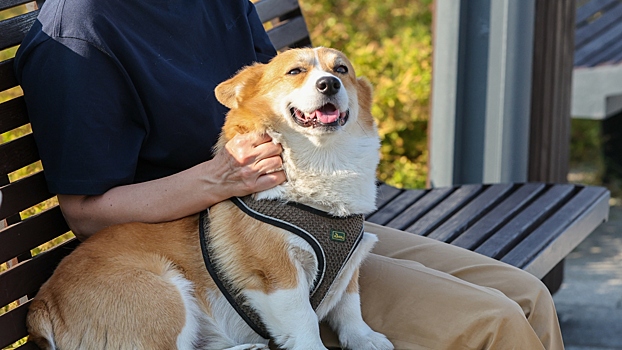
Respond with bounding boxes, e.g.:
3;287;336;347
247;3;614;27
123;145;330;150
356;77;374;112
356;77;376;129
215;64;264;109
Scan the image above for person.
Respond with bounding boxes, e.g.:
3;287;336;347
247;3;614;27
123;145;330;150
15;0;565;348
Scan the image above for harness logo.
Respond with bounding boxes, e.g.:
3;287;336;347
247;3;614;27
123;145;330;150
330;229;346;242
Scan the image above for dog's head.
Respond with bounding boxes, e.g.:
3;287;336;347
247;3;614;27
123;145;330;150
215;47;375;142
215;48;379;214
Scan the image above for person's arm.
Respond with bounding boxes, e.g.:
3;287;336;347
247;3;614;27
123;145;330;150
59;133;285;241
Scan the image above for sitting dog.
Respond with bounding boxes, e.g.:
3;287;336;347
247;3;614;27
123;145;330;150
27;47;394;350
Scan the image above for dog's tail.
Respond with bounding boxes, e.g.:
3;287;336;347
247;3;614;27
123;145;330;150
27;299;57;350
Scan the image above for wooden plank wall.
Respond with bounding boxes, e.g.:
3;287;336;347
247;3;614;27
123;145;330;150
528;0;576;183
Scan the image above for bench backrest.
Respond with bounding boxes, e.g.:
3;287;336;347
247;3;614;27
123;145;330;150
0;1;310;348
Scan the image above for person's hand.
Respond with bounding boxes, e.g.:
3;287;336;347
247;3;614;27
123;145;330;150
208;133;286;199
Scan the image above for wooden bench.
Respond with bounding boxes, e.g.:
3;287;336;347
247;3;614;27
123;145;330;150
0;0;611;349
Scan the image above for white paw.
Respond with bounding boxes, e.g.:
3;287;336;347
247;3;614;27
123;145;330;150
254;185;286;201
223;344;270;350
340;329;394;350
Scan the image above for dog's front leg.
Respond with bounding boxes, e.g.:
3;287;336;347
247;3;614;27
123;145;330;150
327;276;394;350
244;283;327;349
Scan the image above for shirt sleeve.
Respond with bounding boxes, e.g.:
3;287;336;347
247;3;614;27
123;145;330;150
16;28;146;195
246;1;277;63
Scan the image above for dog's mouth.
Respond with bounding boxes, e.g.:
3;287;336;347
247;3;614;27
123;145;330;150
290;104;349;128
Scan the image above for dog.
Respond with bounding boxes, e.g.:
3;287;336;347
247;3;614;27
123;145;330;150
27;47;393;350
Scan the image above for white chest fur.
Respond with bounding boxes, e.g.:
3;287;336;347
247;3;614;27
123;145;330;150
257;128;380;217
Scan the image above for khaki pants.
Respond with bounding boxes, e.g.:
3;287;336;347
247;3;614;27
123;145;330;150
320;222;565;350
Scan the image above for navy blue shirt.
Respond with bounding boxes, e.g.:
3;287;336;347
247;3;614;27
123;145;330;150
15;0;276;195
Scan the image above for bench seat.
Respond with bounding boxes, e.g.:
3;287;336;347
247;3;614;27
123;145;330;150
370;183;609;284
0;182;611;349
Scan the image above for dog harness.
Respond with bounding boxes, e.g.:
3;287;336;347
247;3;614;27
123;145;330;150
199;195;365;340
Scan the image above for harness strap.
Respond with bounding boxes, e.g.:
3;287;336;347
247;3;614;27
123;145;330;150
199;209;271;339
199;196;365;340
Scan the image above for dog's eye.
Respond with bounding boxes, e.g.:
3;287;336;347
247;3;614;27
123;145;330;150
334;65;348;74
287;68;303;75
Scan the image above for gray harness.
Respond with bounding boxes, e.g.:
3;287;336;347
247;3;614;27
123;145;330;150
199;195;365;340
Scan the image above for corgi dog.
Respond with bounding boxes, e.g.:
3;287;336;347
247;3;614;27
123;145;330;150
27;47;393;350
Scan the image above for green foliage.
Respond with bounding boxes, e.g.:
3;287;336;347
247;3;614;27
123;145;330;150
300;0;433;188
570;119;602;166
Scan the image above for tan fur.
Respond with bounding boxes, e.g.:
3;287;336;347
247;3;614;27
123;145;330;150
29;217;208;349
27;48;385;350
208;201;299;293
355;78;375;130
346;267;360;294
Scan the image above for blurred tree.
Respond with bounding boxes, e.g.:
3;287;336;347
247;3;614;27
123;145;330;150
299;0;433;189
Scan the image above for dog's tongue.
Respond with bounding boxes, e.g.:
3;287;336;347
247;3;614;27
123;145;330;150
315;105;340;124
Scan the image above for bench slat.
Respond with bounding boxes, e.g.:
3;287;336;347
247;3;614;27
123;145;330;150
576;3;622;47
0;11;38;51
373;183;402;210
588;36;622;65
0;134;39;177
380;187;453;230
427;184;514;242
266;16;310;51
521;187;610;278
0;238;78;309
475;184;576;259
0;301;29;349
255;0;301;24
0;0;32;12
502;186;609;269
0;97;29;134
404;184;483;235
0;171;52;221
611;43;622;62
576;0;618;25
575;10;622;66
0;206;70;264
452;183;546;250
15;340;40;350
366;189;426;225
0;59;19;92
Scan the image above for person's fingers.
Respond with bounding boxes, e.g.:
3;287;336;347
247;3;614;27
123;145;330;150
255;170;287;191
249;133;273;147
225;135;255;165
226;133;282;167
255;155;283;175
252;141;283;161
217;133;287;195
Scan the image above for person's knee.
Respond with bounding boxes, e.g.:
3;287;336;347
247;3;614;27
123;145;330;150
485;291;526;321
459;294;534;349
519;269;550;295
510;270;556;318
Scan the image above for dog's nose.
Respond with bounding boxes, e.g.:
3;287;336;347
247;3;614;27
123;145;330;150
316;76;341;95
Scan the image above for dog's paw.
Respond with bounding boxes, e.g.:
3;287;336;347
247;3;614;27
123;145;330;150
254;185;286;201
340;329;394;350
223;344;269;350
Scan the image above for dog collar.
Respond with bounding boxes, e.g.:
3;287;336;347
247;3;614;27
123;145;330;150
199;195;365;340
